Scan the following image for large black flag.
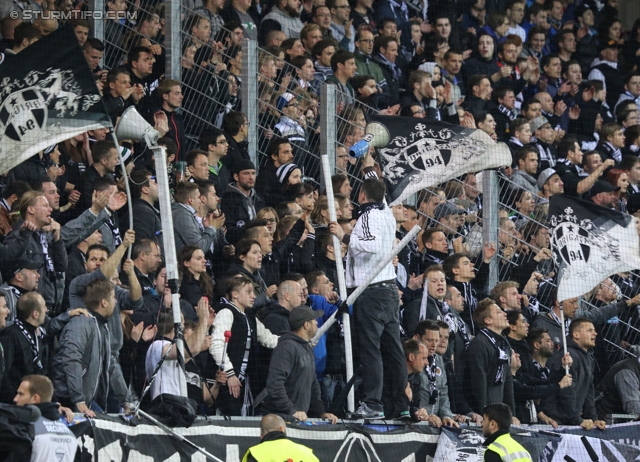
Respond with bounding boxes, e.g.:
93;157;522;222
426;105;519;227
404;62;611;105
364;114;511;206
549;195;640;301
0;25;111;173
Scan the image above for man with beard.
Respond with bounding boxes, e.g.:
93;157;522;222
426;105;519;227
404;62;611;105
495;41;540;96
555;138;615;196
482;403;532;461
261;306;338;424
539;319;607;430
530;116;558;173
3;192;67;314
260;0;304;41
511;146;540;195
588;180;619;208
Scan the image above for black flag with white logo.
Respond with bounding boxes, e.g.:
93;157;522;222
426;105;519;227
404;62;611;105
0;25;111;173
549;195;640;302
364;114;511;206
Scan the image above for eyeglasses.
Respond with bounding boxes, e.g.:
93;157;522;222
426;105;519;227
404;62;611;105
265;218;277;224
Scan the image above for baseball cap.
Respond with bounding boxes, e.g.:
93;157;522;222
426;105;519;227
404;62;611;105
289;305;324;331
276;92;298;112
529;116;551;133
1;257;42;282
433;202;466;221
589;179;620;197
537;168;558;189
598;39;622;53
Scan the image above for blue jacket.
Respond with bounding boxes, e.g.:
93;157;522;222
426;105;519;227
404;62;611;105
309;294;340;379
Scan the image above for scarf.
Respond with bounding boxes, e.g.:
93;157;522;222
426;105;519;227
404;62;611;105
377;52;401;81
424;355;438;404
498;104;517;121
550;309;571;337
444;311;471;350
605;142;622;163
14;319;44;372
480;328;510;385
36;231;54;274
532;359;550;380
105;216;122;247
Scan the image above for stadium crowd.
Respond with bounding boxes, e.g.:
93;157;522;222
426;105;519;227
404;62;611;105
1;0;640;458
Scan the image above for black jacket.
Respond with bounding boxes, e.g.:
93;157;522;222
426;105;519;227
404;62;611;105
254;162;283;208
9;155;49;185
458;328;515;414
260;304;291;336
220;183;266;244
539;338;598;425
127;198;162;246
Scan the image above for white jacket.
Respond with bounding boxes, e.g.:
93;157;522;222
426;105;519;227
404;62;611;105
346;172;397;288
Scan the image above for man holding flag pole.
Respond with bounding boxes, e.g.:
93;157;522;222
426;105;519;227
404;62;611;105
540;193;640;430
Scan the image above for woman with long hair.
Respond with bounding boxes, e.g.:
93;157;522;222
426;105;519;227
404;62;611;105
226;239;273;309
605;168;630;212
178;244;215;308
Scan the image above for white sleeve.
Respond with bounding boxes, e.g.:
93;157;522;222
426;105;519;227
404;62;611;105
587;68;607;90
256;319;279;349
209;309;235;375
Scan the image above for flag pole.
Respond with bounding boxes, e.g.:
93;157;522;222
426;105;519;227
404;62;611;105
319;154;354;412
559;304;569;375
312;224;421;342
109;132;135;259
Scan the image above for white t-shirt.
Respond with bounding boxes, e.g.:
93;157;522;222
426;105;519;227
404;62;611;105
145;340;182;400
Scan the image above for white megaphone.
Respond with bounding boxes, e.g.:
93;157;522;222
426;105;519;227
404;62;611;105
348;121;391;158
115;106;160;147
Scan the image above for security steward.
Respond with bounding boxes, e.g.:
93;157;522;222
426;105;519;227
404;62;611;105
242;414;319;462
482;403;532;462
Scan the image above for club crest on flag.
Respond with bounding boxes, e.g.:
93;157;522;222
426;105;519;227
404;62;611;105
0;88;47;143
378;124;487;186
364;114;512;206
549;205;620;278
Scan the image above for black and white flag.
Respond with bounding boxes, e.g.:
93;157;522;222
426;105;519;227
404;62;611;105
0;25;111;173
549;195;640;302
365;114;511;206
